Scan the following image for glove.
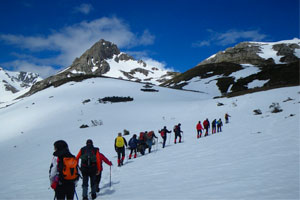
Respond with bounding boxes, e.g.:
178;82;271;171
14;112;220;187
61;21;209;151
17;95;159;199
110;161;113;166
51;176;59;190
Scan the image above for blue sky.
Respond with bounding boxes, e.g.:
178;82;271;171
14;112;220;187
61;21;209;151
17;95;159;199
0;0;298;78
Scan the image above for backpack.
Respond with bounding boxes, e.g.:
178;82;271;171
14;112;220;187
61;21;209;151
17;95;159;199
139;132;145;141
147;131;153;139
203;120;208;127
116;136;125;148
173;125;178;133
80;147;97;167
160;130;165;137
59;156;79;181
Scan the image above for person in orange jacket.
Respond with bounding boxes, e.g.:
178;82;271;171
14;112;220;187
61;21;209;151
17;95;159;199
196;121;204;138
76;139;101;200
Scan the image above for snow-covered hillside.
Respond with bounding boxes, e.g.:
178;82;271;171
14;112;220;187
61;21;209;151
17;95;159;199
0;67;42;103
0;77;299;200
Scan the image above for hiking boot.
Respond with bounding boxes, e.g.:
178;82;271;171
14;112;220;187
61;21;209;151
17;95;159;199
96;187;100;193
83;197;88;200
91;193;97;199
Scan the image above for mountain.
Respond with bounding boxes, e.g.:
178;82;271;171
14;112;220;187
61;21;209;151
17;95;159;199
0;67;42;103
22;39;178;98
161;39;300;98
0;75;298;199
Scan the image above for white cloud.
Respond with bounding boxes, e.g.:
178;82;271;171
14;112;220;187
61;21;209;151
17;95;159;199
193;29;268;47
73;3;94;15
0;17;156;78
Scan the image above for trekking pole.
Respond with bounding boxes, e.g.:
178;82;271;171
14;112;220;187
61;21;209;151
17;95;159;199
182;132;184;142
75;189;79;200
109;165;112;187
53;194;56;200
168;133;171;145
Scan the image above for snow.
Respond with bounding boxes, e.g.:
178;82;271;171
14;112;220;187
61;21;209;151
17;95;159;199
247;79;269;89
0;77;299;200
250;38;300;63
230;64;261;80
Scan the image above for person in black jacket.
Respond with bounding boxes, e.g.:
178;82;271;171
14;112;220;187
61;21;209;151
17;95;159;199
174;123;183;144
49;140;79;200
159;126;171;148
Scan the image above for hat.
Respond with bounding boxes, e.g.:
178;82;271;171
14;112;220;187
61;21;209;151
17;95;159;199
86;139;93;145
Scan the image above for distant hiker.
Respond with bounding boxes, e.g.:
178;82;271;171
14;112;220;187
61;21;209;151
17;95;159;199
138;132;147;155
196;121;204;138
225;113;231;123
128;134;138;159
217;118;223;132
203;119;210;136
145;131;158;153
49;140;80;200
159;126;171;148
114;133;128;167
212;119;217;134
76;139;100;200
95;149;112;193
173;123;183;144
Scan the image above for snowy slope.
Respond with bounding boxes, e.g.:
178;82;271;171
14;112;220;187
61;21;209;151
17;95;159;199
0;77;299;200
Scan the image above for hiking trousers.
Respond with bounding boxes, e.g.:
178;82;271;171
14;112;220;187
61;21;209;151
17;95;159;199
55;182;75;200
82;168;97;198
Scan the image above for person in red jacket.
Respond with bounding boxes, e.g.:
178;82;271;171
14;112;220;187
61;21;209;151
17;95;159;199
196;121;204;138
76;140;101;200
95;150;112;193
203;119;209;136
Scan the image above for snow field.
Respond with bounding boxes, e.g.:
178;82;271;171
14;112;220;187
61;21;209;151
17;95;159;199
0;77;299;199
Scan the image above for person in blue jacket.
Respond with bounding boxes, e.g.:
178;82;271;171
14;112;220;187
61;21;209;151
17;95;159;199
128;134;138;159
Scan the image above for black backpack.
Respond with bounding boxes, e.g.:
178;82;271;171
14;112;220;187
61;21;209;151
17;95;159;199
80;147;97;168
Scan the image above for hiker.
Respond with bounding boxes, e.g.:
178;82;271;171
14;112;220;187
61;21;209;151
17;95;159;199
49;140;80;200
174;123;183;144
196;121;204;138
225;113;231;123
159;126;171;148
137;132;147;155
128;134;138;159
76;139;100;200
114;133;128;167
145;131;158;153
212;119;217;134
95;149;112;193
217;118;223;132
203;119;210;136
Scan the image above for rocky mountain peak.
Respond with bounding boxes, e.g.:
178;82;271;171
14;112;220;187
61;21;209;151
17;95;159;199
199;39;300;66
21;39;177;97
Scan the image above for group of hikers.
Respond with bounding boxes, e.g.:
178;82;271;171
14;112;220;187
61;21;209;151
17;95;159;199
49;113;231;200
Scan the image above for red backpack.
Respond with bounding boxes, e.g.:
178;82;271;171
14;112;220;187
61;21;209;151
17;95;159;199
139;132;145;140
160;130;165;137
147;131;154;139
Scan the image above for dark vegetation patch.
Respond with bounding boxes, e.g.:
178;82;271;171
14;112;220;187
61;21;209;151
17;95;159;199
253;109;262;115
269;103;283;113
80;124;89;128
82;99;91;104
141;88;159;92
283;97;294;102
98;96;134;103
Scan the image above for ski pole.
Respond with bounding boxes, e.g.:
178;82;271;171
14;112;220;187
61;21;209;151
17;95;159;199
110;165;112;187
53;194;56;200
75;189;79;200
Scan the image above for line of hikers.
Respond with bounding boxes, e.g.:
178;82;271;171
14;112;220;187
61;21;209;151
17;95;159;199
196;113;230;138
49;113;231;199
